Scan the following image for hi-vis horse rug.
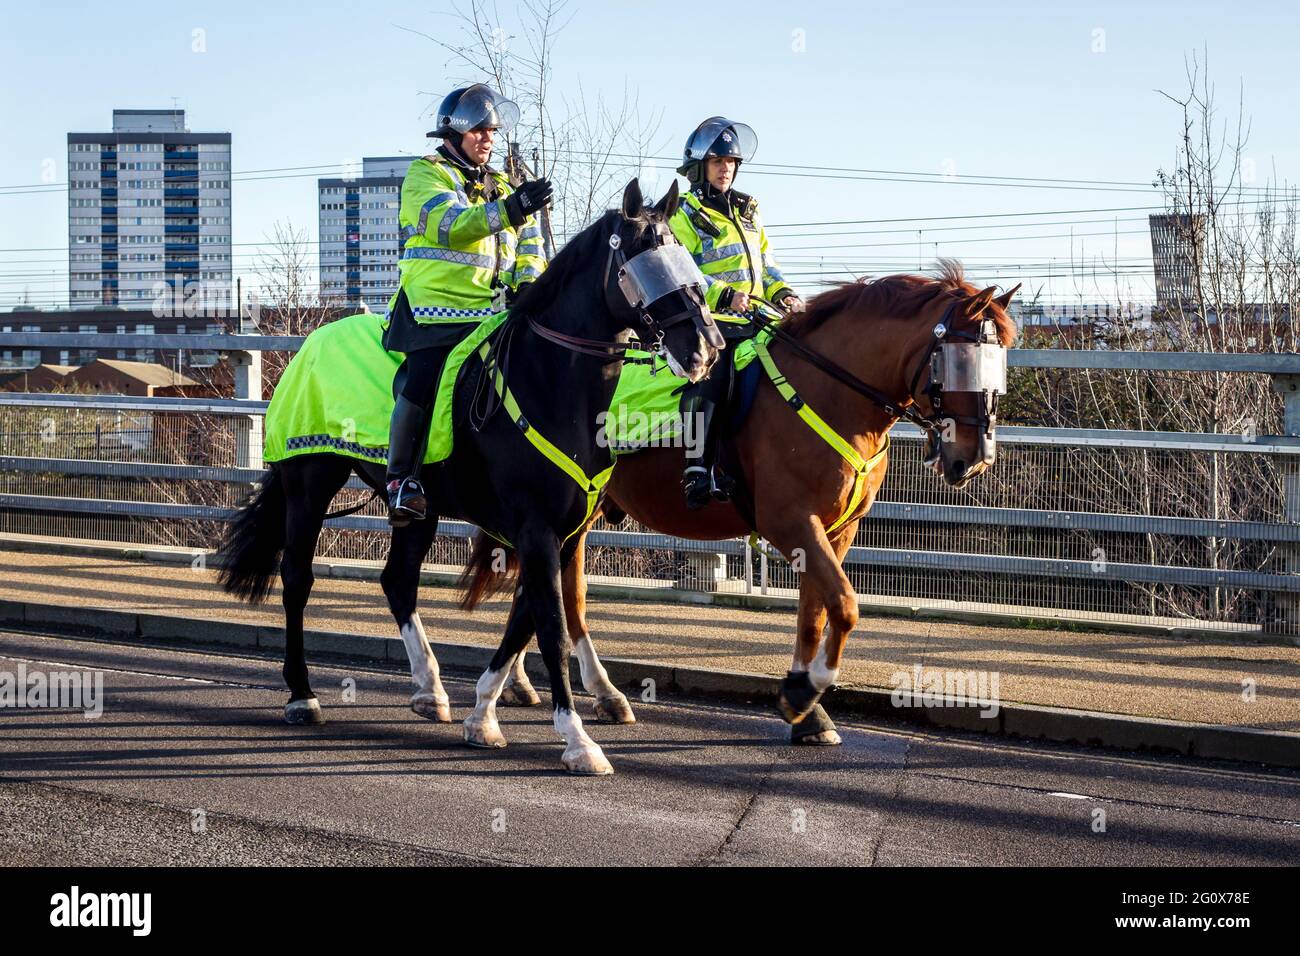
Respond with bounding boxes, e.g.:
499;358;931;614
262;310;508;466
263;310;767;466
601;334;766;454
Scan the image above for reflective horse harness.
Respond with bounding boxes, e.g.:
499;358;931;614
746;297;1008;536
474;224;719;547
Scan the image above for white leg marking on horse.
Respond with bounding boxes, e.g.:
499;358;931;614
807;638;839;693
400;614;450;721
575;636;635;723
575;636;618;698
463;663;510;748
500;650;541;705
554;707;613;775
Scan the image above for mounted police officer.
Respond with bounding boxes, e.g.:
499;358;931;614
384;83;552;526
670;116;805;509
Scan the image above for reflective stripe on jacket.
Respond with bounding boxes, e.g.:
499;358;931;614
387;156;547;323
668;188;791;323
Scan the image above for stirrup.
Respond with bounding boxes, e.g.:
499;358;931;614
711;468;736;502
387;477;427;527
683;467;714;511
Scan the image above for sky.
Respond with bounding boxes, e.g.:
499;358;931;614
2;0;1298;310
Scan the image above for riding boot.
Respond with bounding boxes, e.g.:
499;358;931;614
385;395;433;527
683;392;723;510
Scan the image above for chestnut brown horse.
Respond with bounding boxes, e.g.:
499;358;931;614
458;261;1019;762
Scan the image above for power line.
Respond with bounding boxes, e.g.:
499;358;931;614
7;146;1295;198
0;195;1277;256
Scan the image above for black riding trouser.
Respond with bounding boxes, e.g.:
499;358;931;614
682;328;749;471
400;346;454;408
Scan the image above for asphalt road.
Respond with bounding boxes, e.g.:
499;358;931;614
1;630;1298;866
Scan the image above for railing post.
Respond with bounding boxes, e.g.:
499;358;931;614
1270;374;1300;635
678;549;726;592
230;346;263;470
744;536;753;594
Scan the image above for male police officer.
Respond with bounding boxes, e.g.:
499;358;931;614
384;83;551;525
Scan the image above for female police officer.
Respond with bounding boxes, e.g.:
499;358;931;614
383;83;551;525
669;116;805;509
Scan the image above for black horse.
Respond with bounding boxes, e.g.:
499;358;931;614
216;179;719;774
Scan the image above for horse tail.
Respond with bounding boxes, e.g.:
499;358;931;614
215;465;287;605
458;531;519;612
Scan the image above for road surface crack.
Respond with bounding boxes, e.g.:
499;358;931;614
696;759;776;866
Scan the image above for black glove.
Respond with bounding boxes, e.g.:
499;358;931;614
504;178;553;226
776;290;805;314
505;282;532;306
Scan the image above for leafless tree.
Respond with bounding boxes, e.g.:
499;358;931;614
400;0;665;253
995;52;1300;627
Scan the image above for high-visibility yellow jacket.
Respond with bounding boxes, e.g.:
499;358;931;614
668;186;792;327
387;155;546;323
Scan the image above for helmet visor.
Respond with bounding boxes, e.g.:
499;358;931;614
445;85;520;135
685;118;758;163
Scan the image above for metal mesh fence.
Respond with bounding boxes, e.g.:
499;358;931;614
2;401;1297;638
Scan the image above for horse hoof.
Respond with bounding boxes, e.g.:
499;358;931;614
499;683;542;707
562;745;614;776
791;704;840;746
593;694;636;724
794;729;842;746
778;671;822;725
411;697;452;722
284;698;324;725
463;718;507;749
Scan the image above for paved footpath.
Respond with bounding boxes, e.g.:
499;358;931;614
1;546;1297;732
2;631;1299;866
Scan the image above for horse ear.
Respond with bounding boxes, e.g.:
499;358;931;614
966;285;998;319
621;179;644;219
654;179;680;218
993;283;1022;312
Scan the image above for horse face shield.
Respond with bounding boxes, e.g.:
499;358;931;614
928;318;1007;469
613;228;723;379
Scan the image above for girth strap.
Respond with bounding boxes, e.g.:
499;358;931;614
751;335;890;536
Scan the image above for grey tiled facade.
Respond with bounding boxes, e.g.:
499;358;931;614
68;110;232;310
318;156;414;312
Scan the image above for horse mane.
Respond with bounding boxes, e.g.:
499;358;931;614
509;210;622;317
781;258;1018;347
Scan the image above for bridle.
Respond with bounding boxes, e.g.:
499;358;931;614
905;301;1007;466
473;213;721;433
747;295;1008;464
524;217;723;365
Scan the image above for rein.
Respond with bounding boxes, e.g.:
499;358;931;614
746;299;945;434
526;317;654;364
